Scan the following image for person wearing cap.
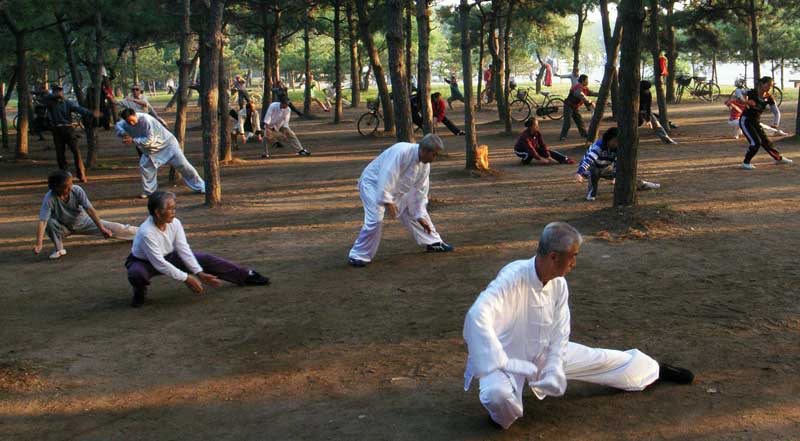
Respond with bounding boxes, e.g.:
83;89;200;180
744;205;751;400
43;84;99;183
463;222;694;430
347;134;454;267
113;85;168;128
115;108;206;199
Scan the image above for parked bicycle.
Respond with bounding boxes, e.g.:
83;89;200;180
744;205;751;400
357;98;383;137
728;77;782;107
674;75;720;104
509;87;565;122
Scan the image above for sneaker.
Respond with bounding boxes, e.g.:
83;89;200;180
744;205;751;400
426;242;454;253
775;129;788;136
298;150;311;156
639;180;661;190
457;130;466;136
586;189;596;201
244;270;270;286
261;154;270;159
348;257;367;267
49;249;67;259
669;122;679;129
658;363;694;384
662;136;677;144
776;157;793;165
741;162;755;170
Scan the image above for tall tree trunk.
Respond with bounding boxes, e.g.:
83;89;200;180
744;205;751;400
270;4;282;85
748;0;760;80
488;0;507;130
405;2;413;93
476;18;485;110
171;0;192;185
11;30;29;158
56;14;85;105
219;39;233;162
416;0;432;134
664;0;676;102
795;91;800;136
0;82;8;151
535;51;546;93
460;0;478;169
648;0;669;132
261;2;273;108
355;0;395;133
587;0;622;142
131;46;139;85
302;7;312;116
201;0;225;206
614;0;644;207
346;0;361;107
572;5;588;74
386;0;414;142
501;0;515;134
86;7;104;168
333;0;343;123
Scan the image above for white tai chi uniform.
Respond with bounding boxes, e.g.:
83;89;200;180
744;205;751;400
463;256;660;429
348;142;443;262
115;113;205;196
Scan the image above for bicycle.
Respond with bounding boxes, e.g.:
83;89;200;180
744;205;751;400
674;75;720;104
509;87;565;122
727;77;782;107
357;98;383;137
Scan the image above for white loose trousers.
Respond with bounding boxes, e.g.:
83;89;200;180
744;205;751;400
479;342;659;429
140;145;205;196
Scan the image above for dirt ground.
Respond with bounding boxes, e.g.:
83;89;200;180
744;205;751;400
1;98;799;441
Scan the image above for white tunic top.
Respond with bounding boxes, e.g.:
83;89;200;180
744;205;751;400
359;142;430;219
262;102;291;130
463;256;570;392
131;216;202;282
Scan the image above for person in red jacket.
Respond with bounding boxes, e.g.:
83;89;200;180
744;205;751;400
431;92;465;135
658;52;668;78
515;118;575;165
560;74;597;140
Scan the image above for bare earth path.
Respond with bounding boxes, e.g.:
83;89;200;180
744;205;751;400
1;100;798;440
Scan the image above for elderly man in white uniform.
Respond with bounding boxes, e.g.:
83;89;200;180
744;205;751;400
348;134;454;267
463;222;693;429
115;108;206;199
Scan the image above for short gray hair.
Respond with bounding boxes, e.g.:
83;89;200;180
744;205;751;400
537;222;583;256
419;134;444;152
147;191;176;217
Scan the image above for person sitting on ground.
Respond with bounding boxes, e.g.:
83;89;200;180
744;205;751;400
33;170;138;260
115;108;206;199
431;92;465;136
575;127;660;201
299;72;330;112
232;101;263;147
739;76;792;170
444;75;465;109
348;134;454;267
639;80;677;144
125;192;270;307
463;221;694;430
725;97;786;140
560;74;598;141
514;118;575;165
262;95;311;158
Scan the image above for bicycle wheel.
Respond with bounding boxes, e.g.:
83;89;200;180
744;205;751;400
13;114;19;130
509;99;531;122
357;112;380;137
702;82;720;102
674;85;683;104
771;86;782;107
544;97;565;120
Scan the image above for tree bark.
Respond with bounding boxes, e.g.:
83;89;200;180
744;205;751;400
131;46;139;86
648;0;669;132
333;0;343;123
386;0;414;142
501;0;514;134
572;4;588;74
171;0;192;185
416;0;432;134
270;3;282;85
13;31;29;158
200;0;225;206
56;14;85;105
748;0;760;80
460;0;478;169
355;0;395;133
614;0;644;207
86;7;104;168
303;6;312;115
405;2;413;93
664;0;676;102
346;0;361;107
488;0;508;132
219;39;233;162
587;0;622;142
476;18;485;110
261;2;273;108
0;82;8;151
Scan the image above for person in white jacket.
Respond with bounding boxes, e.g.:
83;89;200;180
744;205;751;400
348;134;454;267
463;222;694;429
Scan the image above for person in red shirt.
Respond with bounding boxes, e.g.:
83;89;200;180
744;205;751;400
431;92;465;135
560;74;597;140
515;118;575;165
482;66;494;103
658;52;668;78
725;97;786;139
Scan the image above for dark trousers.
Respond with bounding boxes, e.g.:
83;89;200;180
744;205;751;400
438;116;462;135
237;90;251;109
588;164;614;197
515;147;569;165
52;126;86;181
125;251;250;300
740;116;782;163
560;106;588;139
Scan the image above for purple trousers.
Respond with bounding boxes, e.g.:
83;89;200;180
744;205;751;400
125;251;250;299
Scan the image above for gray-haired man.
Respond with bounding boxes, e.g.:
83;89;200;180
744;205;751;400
463;222;693;429
348;134;453;267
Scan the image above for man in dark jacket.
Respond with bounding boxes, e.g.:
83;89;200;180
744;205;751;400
44;85;99;183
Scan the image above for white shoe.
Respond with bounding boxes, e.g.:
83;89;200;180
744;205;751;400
733;135;740;140
586;190;596;201
139;193;149;199
49;249;67;259
639;180;661;190
741;163;755;170
775;130;788;136
776;157;793;165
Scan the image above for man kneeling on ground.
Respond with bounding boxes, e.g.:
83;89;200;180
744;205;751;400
125;191;270;307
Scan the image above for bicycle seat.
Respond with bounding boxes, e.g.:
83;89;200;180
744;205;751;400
540;91;550;97
692;76;706;81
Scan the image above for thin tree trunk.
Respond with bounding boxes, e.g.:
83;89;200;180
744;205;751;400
587;0;622;142
56;13;85;105
477;19;485;110
261;2;273;108
664;0;676;102
201;0;224;206
219;39;233;162
0;82;8;150
131;47;139;85
649;0;669;132
303;7;312;116
614;0;644;207
460;0;478;169
535;51;546;93
333;0;343;123
416;0;432;134
3;71;16;105
572;5;588;74
501;0;514;134
355;0;395;133
171;0;192;185
488;0;507;129
748;0;760;80
86;7;104;168
11;30;29;158
346;0;361;107
405;2;413;93
270;4;282;85
387;0;414;142
795;92;800;136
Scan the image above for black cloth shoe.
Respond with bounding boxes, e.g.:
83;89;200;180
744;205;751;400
348;257;367;267
426;242;454;252
244;270;270;286
659;363;694;384
131;293;145;308
487;415;504;430
298;149;311;156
